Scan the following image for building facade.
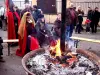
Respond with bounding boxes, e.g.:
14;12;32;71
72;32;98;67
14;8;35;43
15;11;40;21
0;0;5;7
71;0;100;14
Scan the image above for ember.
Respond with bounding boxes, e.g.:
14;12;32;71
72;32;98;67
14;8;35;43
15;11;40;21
26;48;100;75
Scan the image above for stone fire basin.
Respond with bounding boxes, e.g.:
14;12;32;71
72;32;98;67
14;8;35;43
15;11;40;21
22;48;100;75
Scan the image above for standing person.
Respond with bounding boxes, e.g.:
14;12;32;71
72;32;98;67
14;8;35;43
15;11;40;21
87;7;93;21
53;13;61;39
86;7;93;32
15;6;21;17
0;6;5;29
66;3;77;41
75;6;84;34
7;5;20;41
91;7;100;33
21;3;31;18
16;12;39;57
32;5;41;23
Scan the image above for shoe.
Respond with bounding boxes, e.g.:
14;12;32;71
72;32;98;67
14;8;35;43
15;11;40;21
78;33;81;34
0;59;5;62
0;56;3;59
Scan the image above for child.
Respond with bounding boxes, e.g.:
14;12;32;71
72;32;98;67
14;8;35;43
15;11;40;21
85;19;91;32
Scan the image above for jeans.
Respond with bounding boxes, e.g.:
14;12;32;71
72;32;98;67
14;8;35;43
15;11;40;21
66;25;74;41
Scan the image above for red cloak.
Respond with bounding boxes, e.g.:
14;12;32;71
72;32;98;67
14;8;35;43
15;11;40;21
16;26;39;57
7;11;20;39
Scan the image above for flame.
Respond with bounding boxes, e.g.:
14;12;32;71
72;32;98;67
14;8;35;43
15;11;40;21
50;39;62;56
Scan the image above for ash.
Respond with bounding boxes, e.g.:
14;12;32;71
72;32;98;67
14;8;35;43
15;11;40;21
26;50;99;75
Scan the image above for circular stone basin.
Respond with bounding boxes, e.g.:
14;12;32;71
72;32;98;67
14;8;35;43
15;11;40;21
22;48;100;75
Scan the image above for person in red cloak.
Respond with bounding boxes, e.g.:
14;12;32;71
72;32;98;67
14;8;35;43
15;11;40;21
16;12;39;57
7;5;20;40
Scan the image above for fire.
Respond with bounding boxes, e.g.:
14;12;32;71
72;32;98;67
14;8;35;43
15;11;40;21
50;39;62;56
50;39;78;67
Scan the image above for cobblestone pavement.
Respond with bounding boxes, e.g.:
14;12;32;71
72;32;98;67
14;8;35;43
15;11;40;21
0;27;100;75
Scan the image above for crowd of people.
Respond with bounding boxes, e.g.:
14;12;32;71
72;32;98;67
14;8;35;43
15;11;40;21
87;7;100;33
0;3;100;62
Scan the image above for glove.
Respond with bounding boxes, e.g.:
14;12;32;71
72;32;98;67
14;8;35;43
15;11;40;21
50;40;57;46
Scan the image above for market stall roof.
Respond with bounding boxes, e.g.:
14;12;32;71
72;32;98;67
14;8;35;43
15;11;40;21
71;0;100;2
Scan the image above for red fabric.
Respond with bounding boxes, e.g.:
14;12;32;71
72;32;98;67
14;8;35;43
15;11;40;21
85;19;91;24
16;26;39;57
30;37;39;50
8;11;16;39
7;11;20;39
16;27;27;57
5;0;9;11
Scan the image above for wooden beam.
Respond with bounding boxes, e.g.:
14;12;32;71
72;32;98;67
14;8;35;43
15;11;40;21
3;39;19;43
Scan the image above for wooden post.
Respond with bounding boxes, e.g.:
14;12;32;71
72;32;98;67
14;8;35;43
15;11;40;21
60;0;66;52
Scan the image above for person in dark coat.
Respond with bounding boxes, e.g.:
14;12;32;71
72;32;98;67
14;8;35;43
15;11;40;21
86;7;93;32
75;6;84;34
91;7;100;33
65;3;78;41
87;7;93;21
35;16;54;47
21;3;31;18
15;6;21;17
53;13;61;39
0;6;5;29
32;5;41;23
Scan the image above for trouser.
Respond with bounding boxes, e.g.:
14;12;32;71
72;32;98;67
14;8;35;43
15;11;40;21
75;21;82;33
14;22;18;39
0;19;2;29
91;21;98;33
2;19;7;31
0;37;3;56
86;24;90;32
0;44;3;56
66;25;74;41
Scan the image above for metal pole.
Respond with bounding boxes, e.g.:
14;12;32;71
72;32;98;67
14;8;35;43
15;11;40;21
60;0;66;52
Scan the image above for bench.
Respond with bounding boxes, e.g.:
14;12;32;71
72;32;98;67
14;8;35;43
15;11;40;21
3;39;19;56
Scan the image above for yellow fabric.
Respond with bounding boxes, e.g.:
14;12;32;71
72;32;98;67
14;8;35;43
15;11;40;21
18;12;35;39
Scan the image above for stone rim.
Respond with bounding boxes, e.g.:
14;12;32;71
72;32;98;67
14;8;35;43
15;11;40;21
22;48;100;75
